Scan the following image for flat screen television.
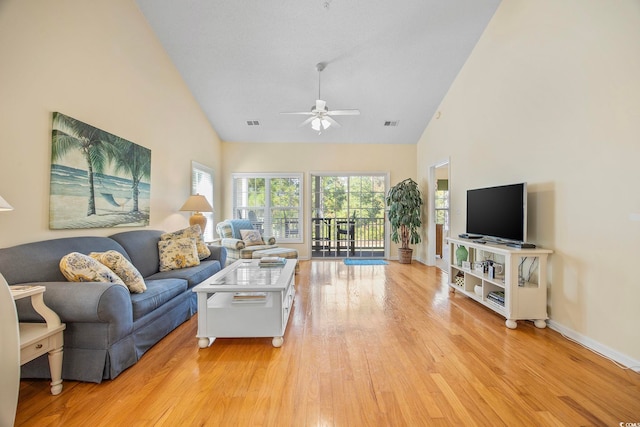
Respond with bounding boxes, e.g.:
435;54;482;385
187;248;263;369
466;183;527;243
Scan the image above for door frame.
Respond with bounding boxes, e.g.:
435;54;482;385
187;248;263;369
427;158;450;266
307;171;390;259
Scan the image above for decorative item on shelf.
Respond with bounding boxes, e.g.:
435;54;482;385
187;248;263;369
474;285;483;297
455;245;468;267
473;261;485;273
180;194;213;233
462;261;471;270
454;272;464;287
385;178;423;264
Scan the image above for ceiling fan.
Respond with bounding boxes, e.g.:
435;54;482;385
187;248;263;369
280;62;360;134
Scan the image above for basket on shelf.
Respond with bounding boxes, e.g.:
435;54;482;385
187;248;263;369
455;273;464;287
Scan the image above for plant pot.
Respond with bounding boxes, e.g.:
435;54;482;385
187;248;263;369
398;248;413;264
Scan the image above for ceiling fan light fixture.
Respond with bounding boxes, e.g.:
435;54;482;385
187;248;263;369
280;62;359;133
311;117;331;132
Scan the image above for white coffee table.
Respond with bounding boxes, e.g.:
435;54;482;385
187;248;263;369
193;259;296;348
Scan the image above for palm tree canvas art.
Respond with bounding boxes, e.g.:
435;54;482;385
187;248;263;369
49;112;151;229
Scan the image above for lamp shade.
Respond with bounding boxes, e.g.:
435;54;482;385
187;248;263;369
179;194;213;213
0;195;13;211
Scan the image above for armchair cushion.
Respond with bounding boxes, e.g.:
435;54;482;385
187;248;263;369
240;229;264;246
229;219;255;239
216;221;234;239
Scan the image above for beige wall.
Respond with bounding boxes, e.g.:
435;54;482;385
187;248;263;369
0;0;222;247
2;0;637;368
417;0;640;363
221;142;417;259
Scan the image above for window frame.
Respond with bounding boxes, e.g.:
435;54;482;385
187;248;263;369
232;172;303;243
191;161;215;242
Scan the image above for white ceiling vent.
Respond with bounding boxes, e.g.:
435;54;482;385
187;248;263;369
246;120;260;126
384;121;399;127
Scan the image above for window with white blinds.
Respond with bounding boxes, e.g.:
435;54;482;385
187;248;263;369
232;173;303;243
191;161;215;242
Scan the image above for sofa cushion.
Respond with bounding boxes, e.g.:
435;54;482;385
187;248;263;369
161;225;211;260
59;252;127;289
145;260;221;288
90;250;147;293
158;238;200;272
130;279;187;320
240;229;264;246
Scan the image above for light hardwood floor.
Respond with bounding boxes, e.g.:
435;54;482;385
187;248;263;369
16;261;640;426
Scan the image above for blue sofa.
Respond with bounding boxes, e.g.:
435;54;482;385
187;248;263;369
0;230;226;383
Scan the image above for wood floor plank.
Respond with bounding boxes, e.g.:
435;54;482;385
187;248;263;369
15;260;640;426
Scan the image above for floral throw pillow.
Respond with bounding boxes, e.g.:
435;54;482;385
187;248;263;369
89;250;146;294
240;229;264;247
161;224;211;260
59;252;127;289
158;237;200;272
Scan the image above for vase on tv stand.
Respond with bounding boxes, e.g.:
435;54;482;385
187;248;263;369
455;245;468;267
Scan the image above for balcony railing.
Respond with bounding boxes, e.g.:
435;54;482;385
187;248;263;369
311;217;385;258
245;215;386;258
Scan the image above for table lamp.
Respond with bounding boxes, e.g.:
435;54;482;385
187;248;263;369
180;194;213;233
0;195;13;211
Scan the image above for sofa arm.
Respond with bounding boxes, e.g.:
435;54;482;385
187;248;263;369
14;281;133;325
264;236;276;245
204;245;227;268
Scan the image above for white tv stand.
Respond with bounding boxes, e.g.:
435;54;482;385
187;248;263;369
446;237;552;329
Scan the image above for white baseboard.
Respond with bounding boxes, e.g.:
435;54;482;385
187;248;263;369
547;320;640;373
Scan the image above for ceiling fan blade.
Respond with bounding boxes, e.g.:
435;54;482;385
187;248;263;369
298;116;316;127
327;109;360;116
324;116;341;128
280;111;314;115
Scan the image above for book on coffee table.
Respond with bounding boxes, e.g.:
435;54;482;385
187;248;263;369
258;257;286;267
232;291;268;302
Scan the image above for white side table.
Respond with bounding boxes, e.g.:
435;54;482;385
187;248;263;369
10;285;66;395
1;276;20;427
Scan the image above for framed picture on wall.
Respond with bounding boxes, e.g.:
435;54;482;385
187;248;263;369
49;112;151;229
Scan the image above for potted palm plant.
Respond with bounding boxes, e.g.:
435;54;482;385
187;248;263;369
386;178;423;264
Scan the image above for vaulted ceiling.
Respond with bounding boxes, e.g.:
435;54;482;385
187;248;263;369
135;0;501;144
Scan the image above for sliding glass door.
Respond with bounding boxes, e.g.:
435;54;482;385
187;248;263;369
311;173;387;258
